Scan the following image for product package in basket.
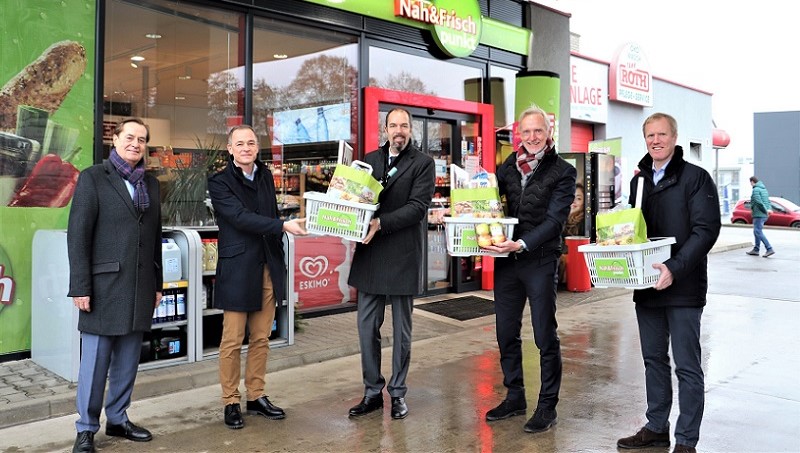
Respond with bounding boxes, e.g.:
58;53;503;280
448;163;504;219
578;237;676;289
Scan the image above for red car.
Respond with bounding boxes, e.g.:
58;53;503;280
731;196;800;228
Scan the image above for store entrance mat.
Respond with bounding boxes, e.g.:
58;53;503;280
416;296;495;321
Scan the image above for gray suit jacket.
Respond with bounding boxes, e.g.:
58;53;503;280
348;142;435;295
68;159;162;335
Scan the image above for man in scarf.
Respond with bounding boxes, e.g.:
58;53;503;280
481;105;576;434
68;118;162;453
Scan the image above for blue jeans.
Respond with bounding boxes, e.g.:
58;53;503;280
752;217;773;251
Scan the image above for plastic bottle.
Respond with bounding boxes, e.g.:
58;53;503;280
316;107;328;141
161;238;182;282
165;290;176;322
176;290;186;321
295;118;311;142
157;291;168;322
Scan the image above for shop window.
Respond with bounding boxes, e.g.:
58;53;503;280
251;18;358;154
104;0;242;226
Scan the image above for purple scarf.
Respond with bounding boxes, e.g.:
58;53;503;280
109;148;150;212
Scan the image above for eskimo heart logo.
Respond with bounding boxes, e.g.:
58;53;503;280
299;256;328;279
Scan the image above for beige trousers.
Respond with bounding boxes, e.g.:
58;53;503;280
219;266;276;405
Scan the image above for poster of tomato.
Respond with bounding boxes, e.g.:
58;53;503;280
0;0;95;356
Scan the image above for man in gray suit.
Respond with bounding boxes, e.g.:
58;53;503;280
68;118;162;453
347;108;435;420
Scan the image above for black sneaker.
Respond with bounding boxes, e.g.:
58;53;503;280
485;399;527;421
523;407;557;433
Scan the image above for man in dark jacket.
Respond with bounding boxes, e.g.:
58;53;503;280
617;113;721;453
746;176;775;257
347;108;435;420
482;105;576;434
68;118;162;453
208;125;306;429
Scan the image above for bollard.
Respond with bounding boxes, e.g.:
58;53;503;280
565;236;591;292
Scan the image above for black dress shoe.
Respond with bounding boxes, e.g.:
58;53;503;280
105;420;152;442
523;407;557;433
72;431;95;453
224;403;244;429
390;397;408;419
246;396;286;420
348;395;383;417
485;399;527;421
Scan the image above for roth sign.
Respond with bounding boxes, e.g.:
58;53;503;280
609;42;653;107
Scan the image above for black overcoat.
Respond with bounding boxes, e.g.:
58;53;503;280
348;142;435;295
67;159;163;335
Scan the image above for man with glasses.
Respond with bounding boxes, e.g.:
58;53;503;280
481;104;576;434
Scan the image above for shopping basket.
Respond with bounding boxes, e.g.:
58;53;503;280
577;237;676;289
442;217;518;257
303;191;378;242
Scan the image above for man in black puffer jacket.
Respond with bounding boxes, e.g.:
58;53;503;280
482;104;576;435
616;113;720;453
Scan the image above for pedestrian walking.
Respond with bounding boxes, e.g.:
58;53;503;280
746;176;775;257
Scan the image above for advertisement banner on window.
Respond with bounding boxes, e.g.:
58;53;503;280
293;236;356;311
0;0;96;356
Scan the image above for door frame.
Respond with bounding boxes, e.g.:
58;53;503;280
362;86;497;290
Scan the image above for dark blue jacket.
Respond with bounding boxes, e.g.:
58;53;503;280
630;146;721;307
208;156;285;311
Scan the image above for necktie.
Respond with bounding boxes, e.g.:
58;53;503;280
389;155;396;166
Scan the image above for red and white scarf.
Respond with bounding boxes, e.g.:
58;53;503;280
515;138;554;176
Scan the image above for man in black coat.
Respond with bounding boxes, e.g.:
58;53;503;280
617;113;720;453
68;118;162;452
347;108;435;420
482;104;576;434
208;125;306;429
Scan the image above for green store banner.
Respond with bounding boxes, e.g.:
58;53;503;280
0;0;95;356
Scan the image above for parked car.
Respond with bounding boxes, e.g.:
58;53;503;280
731;196;800;228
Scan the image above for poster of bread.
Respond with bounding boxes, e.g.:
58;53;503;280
0;0;95;355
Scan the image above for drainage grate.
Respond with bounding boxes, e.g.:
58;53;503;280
416;296;495;321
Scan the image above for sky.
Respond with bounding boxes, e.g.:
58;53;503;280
534;0;800;165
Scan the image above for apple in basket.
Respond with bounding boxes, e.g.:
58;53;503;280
490;222;506;245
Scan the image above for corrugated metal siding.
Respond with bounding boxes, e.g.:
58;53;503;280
489;0;523;27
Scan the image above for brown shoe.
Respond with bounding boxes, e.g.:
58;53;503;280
673;444;696;453
617;426;670;449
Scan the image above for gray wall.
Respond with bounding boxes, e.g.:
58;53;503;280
754;111;800;204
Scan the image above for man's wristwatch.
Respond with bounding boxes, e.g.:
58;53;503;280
515;239;527;253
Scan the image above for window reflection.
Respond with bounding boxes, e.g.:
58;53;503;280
368;47;483;100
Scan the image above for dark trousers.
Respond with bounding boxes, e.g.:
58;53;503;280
493;256;562;409
356;291;413;398
75;331;143;433
635;305;704;447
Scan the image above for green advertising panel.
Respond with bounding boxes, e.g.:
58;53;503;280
0;0;95;355
593;258;631;279
515;71;561;145
317;208;359;232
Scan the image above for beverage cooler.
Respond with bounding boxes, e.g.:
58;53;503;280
560;151;619;242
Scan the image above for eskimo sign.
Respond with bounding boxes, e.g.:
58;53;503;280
394;0;482;58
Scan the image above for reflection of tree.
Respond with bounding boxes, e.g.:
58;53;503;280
207;71;241;135
252;54;358;145
372;71;435;96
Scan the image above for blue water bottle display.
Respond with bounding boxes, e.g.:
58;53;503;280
316;107;328;141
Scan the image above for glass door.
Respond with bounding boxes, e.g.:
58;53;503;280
377;107;481;295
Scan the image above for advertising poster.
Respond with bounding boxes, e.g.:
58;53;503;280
515;70;560;145
293;236;356;311
0;0;95;356
272;102;351;145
